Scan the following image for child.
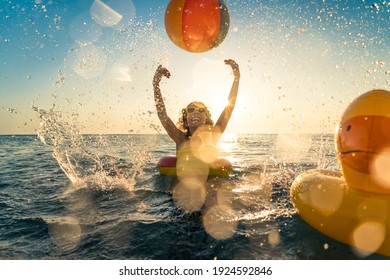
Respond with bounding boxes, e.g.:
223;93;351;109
152;59;240;153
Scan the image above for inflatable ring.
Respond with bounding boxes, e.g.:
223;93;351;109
157;156;232;177
291;169;390;257
291;89;390;257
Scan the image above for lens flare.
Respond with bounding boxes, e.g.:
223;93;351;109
176;144;209;182
172;178;206;212
295;170;345;216
306;181;344;216
370;148;390;190
203;204;238;240
90;0;123;27
69;11;102;43
355;198;388;220
268;229;281;247
70;44;107;80
351;220;386;257
216;180;236;206
190;126;221;164
47;216;81;251
90;0;136;29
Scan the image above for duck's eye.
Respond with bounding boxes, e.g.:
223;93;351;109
346;124;352;132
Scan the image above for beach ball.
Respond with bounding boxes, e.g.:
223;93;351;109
164;0;230;53
336;89;390;194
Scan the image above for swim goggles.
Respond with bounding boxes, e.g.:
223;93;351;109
185;107;207;114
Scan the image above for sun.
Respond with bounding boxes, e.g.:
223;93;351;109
186;58;233;116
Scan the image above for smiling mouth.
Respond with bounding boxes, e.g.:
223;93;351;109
340;150;380;156
339;149;390;174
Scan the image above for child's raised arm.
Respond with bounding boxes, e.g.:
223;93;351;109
152;65;185;145
215;59;240;133
153;65;171;119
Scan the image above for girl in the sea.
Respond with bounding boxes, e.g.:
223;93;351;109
152;59;240;154
153;59;240;212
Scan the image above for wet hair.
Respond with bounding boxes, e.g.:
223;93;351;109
176;101;214;138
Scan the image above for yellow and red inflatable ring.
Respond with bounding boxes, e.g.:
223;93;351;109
157;156;232;177
291;169;390;257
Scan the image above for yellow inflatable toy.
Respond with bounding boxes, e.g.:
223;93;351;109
291;89;390;257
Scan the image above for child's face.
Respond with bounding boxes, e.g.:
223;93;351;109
185;105;207;127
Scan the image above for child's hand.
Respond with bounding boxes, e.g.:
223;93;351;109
156;65;171;79
153;65;171;86
224;59;240;79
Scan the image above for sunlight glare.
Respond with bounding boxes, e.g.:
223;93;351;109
187;58;232;116
218;132;237;155
274;133;312;162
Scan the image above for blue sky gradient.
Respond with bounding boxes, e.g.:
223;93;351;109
1;0;388;134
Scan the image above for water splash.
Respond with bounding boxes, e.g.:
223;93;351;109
33;105;150;191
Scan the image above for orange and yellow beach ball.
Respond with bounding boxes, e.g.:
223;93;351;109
165;0;230;53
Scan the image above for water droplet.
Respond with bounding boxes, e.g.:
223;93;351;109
53;15;61;24
371;3;380;10
374;60;385;67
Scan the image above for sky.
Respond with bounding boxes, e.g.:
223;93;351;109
0;0;388;135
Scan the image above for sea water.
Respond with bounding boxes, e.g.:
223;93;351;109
0;131;389;260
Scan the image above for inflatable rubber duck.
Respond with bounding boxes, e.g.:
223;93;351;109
290;89;390;257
